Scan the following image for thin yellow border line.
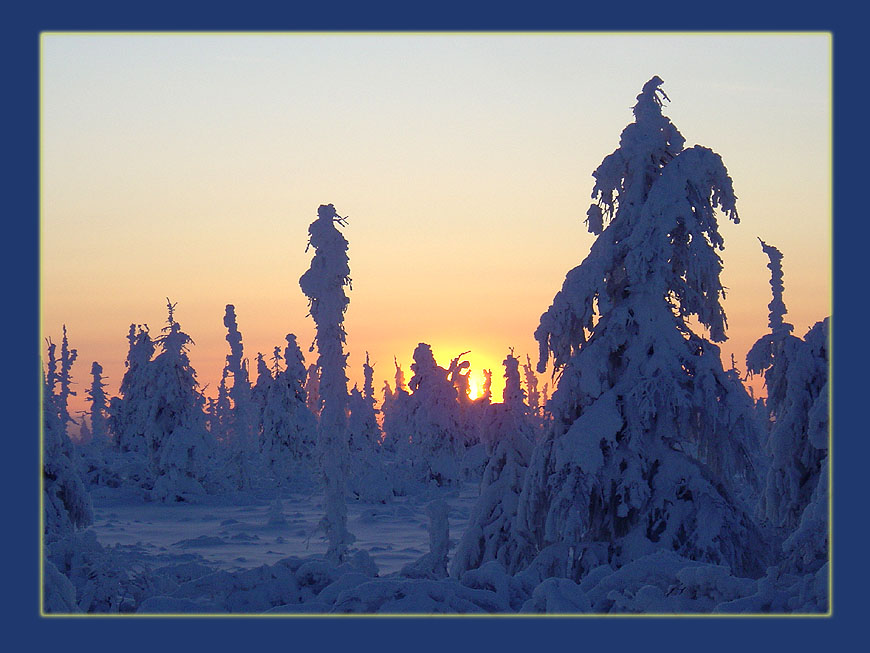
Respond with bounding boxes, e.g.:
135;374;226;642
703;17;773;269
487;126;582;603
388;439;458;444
39;30;46;618
43;612;831;618
38;30;834;619
39;30;833;36
825;29;834;618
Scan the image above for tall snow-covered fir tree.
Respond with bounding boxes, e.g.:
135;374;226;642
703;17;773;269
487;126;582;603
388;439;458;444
299;203;355;561
145;300;214;502
512;77;765;580
451;351;536;577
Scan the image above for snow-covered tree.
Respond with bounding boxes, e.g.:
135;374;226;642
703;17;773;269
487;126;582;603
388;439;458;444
448;351;492;452
747;241;829;542
77;413;92;445
222;305;256;449
57;325;78;432
249;351;272;428
260;334;318;485
481;368;493;404
213;368;232;441
400;500;450;580
394;356;407;393
299;203;355;561
384;343;464;487
145;300;214;502
718;297;829;615
108;324;154;455
452;351;537;577
362;352;376;405
305;363;322;417
86;362;110;446
513;77;765;580
780;320;828;581
43;337;92;542
217;304;257;490
380;358;407;456
347;354;381;454
449;351;473;408
523;354;541;417
347;353;392;503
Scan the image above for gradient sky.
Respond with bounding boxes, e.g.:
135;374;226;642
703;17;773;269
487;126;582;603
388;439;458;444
41;33;831;419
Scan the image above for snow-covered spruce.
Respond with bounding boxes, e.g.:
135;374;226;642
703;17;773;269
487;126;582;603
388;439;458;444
215;304;257;491
780;321;829;581
247;351;270;437
347;354;382;455
522;354;541;418
109;324;155;457
85;362;110;446
77;359;142;491
347;354;393;503
743;242;829;611
305;363;322;417
512;77;766;580
43;335;93;544
447;351;492;463
145;300;214;502
43;333;110;614
258;334;318;486
383;343;464;488
379;357;409;456
299;203;355;561
57;325;78;431
747;241;829;537
451;351;537;577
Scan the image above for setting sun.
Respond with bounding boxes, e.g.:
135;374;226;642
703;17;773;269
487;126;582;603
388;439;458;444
467;370;483;401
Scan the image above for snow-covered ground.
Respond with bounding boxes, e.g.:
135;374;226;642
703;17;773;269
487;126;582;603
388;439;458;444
89;484;478;577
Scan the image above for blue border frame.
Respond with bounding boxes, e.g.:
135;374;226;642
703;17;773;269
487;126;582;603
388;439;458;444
11;2;861;649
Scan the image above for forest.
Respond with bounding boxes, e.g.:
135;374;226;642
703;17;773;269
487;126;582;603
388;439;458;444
42;77;829;615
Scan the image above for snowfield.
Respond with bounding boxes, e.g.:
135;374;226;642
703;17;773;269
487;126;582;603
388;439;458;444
89;485;477;578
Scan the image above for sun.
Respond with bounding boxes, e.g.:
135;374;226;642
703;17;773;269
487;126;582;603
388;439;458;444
467;369;487;401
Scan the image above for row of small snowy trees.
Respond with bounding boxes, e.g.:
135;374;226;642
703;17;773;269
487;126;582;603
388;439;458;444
43;77;828;613
45;317;547;505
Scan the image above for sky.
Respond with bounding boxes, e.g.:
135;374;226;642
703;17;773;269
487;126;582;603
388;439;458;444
40;33;831;419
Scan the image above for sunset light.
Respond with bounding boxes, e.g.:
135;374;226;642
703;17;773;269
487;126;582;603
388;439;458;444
467;369;485;401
